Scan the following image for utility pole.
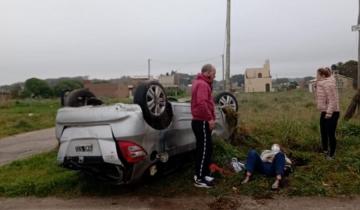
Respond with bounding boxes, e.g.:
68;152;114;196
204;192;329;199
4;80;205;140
354;0;360;89
358;0;360;90
148;58;151;80
225;0;231;91
222;54;225;90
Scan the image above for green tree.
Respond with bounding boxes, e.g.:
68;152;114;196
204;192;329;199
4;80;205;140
23;78;53;98
303;76;315;82
230;74;244;86
288;81;298;90
53;80;83;96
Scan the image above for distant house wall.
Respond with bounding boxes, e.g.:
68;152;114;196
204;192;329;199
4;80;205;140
244;60;272;93
84;81;129;98
159;75;176;86
308;79;316;93
83;76;155;98
0;89;11;101
245;78;272;92
334;74;353;90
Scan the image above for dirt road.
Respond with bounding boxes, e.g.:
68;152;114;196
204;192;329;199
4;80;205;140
0;195;359;210
0;128;58;166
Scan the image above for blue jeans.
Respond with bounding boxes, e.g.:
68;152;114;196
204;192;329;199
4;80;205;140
245;149;285;177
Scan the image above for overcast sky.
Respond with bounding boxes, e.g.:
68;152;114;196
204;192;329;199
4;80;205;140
0;0;358;85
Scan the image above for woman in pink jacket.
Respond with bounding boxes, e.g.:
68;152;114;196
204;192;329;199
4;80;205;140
315;68;340;160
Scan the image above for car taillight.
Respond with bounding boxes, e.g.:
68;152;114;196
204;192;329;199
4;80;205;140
117;141;147;163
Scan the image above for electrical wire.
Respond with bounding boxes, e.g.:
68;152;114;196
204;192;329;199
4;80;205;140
151;55;222;66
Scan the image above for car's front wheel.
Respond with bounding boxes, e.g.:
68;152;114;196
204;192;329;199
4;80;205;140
133;81;173;130
214;92;238;111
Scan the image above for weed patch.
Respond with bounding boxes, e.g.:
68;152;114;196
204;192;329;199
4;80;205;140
338;122;360;137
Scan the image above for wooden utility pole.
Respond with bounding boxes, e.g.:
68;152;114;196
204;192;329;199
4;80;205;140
345;0;360;119
351;0;360;89
222;54;225;90
148;58;151;80
358;0;360;89
225;0;231;91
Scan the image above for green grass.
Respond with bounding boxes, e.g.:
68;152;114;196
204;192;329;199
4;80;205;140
0;99;60;138
0;89;360;197
0;97;132;139
0;150;79;197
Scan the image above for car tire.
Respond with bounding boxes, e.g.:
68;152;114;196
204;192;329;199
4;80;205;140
134;81;173;130
214;92;238;111
64;88;103;107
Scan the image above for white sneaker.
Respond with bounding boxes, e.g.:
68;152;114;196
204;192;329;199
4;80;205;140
194;178;214;188
194;175;214;182
326;155;335;160
205;176;214;182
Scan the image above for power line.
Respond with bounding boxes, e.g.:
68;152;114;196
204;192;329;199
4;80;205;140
151;55;222;66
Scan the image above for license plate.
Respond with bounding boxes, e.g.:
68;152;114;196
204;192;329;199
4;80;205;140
75;144;93;152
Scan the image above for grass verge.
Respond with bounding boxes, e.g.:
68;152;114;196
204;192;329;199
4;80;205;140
0;90;360;197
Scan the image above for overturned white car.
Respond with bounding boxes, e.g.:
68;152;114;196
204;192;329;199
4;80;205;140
55;81;238;184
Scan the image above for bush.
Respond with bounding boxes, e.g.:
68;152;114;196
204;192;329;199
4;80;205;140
23;78;53;98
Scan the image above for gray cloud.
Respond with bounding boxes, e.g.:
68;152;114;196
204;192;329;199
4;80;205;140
0;0;357;85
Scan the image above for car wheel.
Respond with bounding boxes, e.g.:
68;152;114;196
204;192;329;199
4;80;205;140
214;92;238;111
64;88;103;107
134;81;173;130
60;89;70;107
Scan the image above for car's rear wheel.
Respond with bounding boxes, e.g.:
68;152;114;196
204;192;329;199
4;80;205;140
214;92;238;111
134;81;173;130
64;88;103;107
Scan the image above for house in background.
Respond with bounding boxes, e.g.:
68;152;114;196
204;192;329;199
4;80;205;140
158;71;195;97
158;73;179;89
158;71;194;89
244;60;272;93
84;80;130;98
84;75;154;98
332;70;354;90
308;72;354;93
0;88;11;102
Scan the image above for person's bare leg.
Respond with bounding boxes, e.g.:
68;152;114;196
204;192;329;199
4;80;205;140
241;172;252;184
271;175;282;190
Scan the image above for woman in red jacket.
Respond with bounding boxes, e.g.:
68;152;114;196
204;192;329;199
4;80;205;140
315;68;340;160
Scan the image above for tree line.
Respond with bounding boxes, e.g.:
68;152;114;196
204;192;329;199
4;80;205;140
1;60;357;99
5;78;83;99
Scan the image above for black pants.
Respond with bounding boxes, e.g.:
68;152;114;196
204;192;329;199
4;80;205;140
192;120;212;179
320;112;339;157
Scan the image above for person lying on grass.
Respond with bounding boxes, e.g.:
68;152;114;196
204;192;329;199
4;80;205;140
241;144;292;190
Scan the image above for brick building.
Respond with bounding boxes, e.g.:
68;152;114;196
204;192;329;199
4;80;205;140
83;76;153;98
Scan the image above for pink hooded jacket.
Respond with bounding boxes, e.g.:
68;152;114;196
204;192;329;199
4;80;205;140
191;73;215;121
315;76;340;115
